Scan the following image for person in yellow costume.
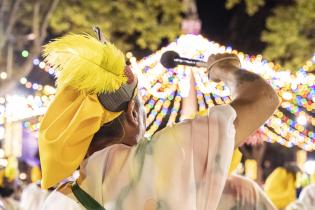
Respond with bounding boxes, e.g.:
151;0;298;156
264;164;300;209
40;28;279;210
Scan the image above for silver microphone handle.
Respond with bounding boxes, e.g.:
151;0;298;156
195;61;209;68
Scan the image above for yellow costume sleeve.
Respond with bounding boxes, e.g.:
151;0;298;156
228;148;242;174
31;166;42;183
264;167;296;209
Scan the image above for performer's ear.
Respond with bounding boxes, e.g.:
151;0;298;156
126;100;139;127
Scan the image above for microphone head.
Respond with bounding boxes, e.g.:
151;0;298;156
160;51;180;68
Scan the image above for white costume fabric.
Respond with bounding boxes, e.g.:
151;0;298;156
286;184;315;210
42;105;236;210
0;197;19;210
20;183;50;210
217;175;277;210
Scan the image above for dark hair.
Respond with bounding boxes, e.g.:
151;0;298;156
92;96;141;142
92;114;126;142
283;162;301;175
0;177;15;198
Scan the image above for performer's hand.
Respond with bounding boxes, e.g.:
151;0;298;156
206;52;279;147
207;53;240;82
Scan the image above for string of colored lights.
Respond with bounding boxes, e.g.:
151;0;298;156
130;34;314;150
0;95;53;124
0;34;314;151
166;94;181;127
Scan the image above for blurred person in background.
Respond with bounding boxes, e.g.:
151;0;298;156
0;167;19;210
264;163;300;209
19;166;51;210
285;184;315;210
218;174;277;210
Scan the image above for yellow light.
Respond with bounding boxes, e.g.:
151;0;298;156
39;61;46;69
130;57;137;64
19;173;27;180
306;61;312;67
303;65;309;71
0;72;7;80
297;115;307;125
20;77;27;84
282;92;293;100
126;52;133;59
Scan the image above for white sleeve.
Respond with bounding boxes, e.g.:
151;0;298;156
41;191;81;210
150;104;237;210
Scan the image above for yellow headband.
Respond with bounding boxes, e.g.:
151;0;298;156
39;34;134;189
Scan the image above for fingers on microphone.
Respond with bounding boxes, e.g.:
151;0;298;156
207;53;239;64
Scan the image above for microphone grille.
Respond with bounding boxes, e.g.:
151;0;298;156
160;51;180;68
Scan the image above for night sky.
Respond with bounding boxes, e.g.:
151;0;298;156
197;0;277;55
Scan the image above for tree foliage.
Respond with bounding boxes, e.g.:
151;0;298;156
262;0;315;71
225;0;265;16
0;0;183;94
0;0;60;93
49;0;183;51
226;0;315;71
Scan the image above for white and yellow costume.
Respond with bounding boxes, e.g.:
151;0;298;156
40;33;237;210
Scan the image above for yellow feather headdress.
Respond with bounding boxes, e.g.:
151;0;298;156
43;34;127;94
39;33;133;189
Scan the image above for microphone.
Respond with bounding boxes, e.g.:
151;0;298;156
160;51;208;69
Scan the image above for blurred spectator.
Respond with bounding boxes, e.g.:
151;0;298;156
0;171;19;210
264;163;300;209
19;181;50;210
218;174;277;210
285;184;315;210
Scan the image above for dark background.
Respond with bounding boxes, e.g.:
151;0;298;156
197;0;280;54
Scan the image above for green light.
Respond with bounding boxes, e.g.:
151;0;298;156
21;50;29;58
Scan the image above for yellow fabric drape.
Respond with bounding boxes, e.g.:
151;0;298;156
39;87;122;189
265;167;296;209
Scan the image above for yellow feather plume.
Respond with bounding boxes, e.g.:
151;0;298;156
43;34;127;94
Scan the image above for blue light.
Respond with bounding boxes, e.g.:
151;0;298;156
33;58;40;65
